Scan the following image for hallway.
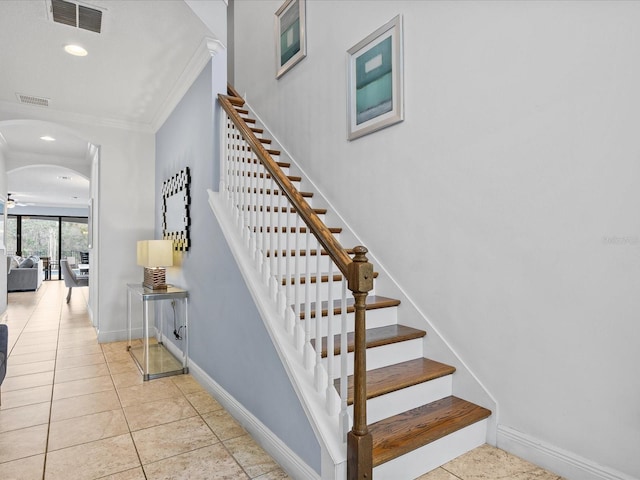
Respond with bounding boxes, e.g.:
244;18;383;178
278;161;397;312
0;281;289;479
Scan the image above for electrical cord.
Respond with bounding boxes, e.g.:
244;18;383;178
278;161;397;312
172;300;184;340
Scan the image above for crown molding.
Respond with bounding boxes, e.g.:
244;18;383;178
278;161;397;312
151;37;226;133
0;100;153;134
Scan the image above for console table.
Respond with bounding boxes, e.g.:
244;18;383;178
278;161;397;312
126;283;189;381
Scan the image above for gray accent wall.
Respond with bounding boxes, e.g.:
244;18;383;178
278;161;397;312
155;60;321;473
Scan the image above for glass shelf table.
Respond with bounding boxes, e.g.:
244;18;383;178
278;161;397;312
126;283;189;381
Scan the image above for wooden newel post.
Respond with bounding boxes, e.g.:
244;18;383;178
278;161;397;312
347;246;374;480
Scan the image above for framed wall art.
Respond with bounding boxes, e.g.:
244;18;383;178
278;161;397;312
275;0;306;78
347;15;404;140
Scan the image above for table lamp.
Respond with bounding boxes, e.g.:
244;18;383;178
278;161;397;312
137;240;173;289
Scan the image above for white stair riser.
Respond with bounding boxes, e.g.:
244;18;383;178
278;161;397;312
227;168;292;182
296;306;397;338
248;212;326;230
347;375;453;425
265;252;334;277
255;232;339;252
279;277;375;305
321;337;423;378
372;419;488;480
230;190;308;211
230;178;301;195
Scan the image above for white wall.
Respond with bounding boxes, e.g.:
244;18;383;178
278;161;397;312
234;1;640;478
0;146;7;316
0;109;155;341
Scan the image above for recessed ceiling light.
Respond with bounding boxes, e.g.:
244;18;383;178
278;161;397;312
58;175;72;181
64;44;88;57
40;136;56;142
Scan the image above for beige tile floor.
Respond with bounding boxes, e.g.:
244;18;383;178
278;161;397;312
0;282;288;480
0;281;564;480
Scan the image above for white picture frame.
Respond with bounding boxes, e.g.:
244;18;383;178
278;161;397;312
347;15;404;140
275;0;307;78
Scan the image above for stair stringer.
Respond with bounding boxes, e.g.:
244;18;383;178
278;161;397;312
240;96;499;443
208;189;347;479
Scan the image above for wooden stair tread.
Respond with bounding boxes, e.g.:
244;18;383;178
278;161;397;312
298;295;400;320
245;206;327;215
313;324;426;357
247;188;312;197
370;396;491;467
227;84;242;98
267;248;329;257
251;127;263;134
229;133;272;145
226;95;244;106
336;358;456;405
234;171;300;182
247;157;290;169
254;226;341;234
282;271;378;286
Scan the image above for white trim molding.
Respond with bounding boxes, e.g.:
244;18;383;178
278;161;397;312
164;339;320;480
497;425;637;480
151;37;225;132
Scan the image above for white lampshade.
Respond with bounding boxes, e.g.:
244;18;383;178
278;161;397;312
137;240;174;268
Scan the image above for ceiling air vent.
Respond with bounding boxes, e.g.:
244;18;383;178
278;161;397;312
16;94;50;108
50;0;103;34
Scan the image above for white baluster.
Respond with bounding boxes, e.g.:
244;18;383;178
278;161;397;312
277;188;288;318
284;201;294;333
240;145;249;243
260;170;270;284
269;179;278;300
339;277;350;441
248;151;257;259
315;236;327;392
303;227;314;369
326;259;340;415
294;214;304;351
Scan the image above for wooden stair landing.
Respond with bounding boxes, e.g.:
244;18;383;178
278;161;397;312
370;396;491;467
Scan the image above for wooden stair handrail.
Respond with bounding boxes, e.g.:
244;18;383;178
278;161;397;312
219;94;353;277
219;92;373;479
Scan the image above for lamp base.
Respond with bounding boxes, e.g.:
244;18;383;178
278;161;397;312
143;267;167;290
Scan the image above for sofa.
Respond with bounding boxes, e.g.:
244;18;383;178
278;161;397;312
7;255;44;292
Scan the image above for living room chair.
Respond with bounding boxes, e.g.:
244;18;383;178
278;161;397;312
0;323;7;406
61;259;89;304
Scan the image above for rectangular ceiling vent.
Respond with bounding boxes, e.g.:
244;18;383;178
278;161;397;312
16;94;50;108
50;0;103;34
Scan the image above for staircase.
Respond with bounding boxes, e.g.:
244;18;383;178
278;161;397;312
210;89;492;479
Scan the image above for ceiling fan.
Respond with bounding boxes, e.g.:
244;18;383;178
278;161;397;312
6;193;30;209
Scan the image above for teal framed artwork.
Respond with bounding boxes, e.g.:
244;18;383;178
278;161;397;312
347;15;404;140
275;0;306;78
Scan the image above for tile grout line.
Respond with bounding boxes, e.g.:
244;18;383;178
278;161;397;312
42;282;64;480
104;342;149;480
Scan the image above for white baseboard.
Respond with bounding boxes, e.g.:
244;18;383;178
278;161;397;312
497;425;636;480
97;328;137;344
173;350;320;480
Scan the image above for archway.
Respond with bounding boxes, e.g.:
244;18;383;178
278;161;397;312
0;119;100;330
